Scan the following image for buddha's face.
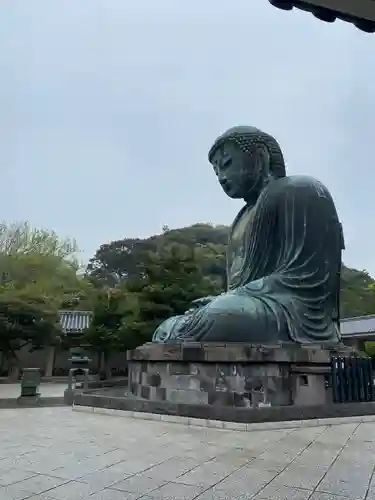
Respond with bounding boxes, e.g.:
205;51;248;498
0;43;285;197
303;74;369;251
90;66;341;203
210;140;254;199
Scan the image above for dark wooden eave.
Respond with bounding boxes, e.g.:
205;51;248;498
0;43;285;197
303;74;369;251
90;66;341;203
269;0;375;33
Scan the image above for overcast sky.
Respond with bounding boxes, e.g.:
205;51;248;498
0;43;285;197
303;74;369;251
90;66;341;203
0;0;373;273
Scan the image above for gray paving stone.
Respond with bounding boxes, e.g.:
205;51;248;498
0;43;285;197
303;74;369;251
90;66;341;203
211;467;276;497
17;460;68;476
48;464;102;480
271;464;328;490
76;467;132;493
309;494;361;500
143;482;205;500
146;458;199;481
294;447;340;468
244;458;287;473
257;449;299;465
106;459;163;476
212;449;258;467
0;467;37;486
366;488;375;500
90;489;140;500
110;473;167;495
195;486;255;500
22;496;56;500
42;480;93;499
252;484;311;500
315;424;359;445
0;484;35;500
327;462;373;484
14;474;67;494
317;477;369;498
175;460;240;487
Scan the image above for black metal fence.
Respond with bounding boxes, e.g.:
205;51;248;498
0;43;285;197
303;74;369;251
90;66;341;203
331;357;375;403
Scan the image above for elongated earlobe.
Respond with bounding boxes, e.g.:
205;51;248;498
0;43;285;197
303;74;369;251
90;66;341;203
253;145;271;187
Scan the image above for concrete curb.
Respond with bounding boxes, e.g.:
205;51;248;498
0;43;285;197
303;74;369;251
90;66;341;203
72;404;375;432
0;397;66;409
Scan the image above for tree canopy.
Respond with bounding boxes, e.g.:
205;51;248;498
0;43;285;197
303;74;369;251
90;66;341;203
86;224;228;289
0;221;92;368
0;288;61;363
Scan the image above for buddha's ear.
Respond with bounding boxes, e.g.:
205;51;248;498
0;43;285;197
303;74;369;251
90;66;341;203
254;144;271;182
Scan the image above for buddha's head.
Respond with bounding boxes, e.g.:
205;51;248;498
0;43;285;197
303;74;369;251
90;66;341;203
208;126;286;201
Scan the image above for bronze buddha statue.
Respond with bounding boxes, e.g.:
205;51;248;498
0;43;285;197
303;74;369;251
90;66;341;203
152;126;344;344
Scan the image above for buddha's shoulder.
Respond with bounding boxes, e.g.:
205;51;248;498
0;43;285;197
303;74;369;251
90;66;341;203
271;175;332;198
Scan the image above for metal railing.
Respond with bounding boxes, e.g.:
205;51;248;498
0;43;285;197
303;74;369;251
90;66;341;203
331;357;375;403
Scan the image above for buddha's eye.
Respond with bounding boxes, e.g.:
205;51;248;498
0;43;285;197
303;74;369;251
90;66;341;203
222;154;232;168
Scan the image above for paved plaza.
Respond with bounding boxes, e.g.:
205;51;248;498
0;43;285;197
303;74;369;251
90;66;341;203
0;407;374;500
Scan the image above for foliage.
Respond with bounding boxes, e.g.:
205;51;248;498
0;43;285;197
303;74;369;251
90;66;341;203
86;223;228;289
84;243;222;353
119;244;221;347
340;267;375;317
0;221;93;311
0;288;61;362
82;289;125;354
0;221;92;364
0;221;78;260
365;341;375;357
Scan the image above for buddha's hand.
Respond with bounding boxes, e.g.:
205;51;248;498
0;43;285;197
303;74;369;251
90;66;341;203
191;296;216;307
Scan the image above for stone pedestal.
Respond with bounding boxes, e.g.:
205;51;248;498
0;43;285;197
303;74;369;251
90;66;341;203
127;343;359;410
20;368;41;398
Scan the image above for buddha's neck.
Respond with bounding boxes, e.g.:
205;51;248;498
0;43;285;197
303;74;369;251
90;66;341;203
244;191;260;207
244;177;272;207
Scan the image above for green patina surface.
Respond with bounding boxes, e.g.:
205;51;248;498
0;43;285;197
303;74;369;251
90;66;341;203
153;126;344;345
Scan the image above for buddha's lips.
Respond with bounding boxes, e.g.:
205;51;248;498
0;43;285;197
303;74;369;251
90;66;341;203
220;180;232;192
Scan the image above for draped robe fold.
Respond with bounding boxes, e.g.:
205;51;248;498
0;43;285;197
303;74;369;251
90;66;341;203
152;175;343;344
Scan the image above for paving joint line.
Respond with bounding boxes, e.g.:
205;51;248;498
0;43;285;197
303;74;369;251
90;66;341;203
364;454;375;499
306;422;363;499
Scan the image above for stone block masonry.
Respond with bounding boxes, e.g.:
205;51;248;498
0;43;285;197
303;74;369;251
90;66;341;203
127;342;360;409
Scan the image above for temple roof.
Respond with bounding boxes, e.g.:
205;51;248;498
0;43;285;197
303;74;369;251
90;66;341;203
269;0;375;33
341;315;375;337
59;310;92;333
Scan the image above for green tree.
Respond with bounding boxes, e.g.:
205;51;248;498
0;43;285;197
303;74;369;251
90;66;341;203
82;289;125;378
120;245;221;347
0;288;61;377
0;221;93;311
340;268;375;317
85;223;228;289
0;221;78;258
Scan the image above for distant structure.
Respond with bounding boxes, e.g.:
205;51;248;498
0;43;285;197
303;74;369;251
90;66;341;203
341;314;375;352
269;0;375;33
59;310;92;336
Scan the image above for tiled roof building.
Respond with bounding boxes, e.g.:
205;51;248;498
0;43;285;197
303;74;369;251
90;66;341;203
58;310;92;334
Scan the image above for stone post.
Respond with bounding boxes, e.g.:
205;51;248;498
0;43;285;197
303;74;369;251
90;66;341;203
18;368;41;405
64;348;91;405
